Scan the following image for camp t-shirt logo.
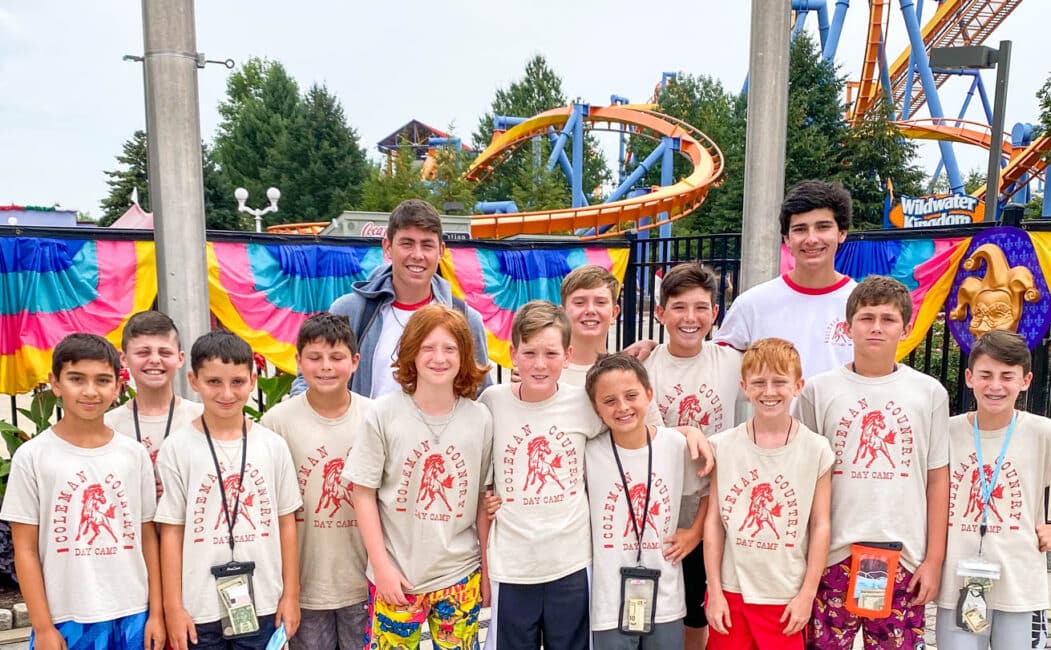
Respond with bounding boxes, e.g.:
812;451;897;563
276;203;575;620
395;439;471;522
720;469;802;551
501;423;581;507
825;319;851;346
657;383;725;433
831;398;916;480
295;444;356;527
948;452;1023;534
51;470;138;558
191;463;275;546
597;471;672;553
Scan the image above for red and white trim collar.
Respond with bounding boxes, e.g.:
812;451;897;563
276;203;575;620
781;273;852;296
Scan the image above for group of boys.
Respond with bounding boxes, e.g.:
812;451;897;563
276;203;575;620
5;183;1051;650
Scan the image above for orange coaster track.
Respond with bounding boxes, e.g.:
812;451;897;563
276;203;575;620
464;105;723;240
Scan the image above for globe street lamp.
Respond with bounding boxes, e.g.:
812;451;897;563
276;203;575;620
235;187;281;232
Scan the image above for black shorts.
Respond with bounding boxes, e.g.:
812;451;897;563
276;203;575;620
682;544;708;628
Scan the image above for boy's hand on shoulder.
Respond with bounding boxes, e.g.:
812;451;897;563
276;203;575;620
681;426;715;477
622;339;657;362
1037;524;1051;551
663;528;701;564
375;563;414;606
144;612;166;649
275;594;301;639
906;559;941;606
704;590;732;635
164;606;197;650
484;490;502;520
780;591;814;635
31;625;66;650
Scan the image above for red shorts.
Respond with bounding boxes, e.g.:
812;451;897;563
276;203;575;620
706;590;804;650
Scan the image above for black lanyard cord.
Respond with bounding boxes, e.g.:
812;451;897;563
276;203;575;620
132;395;176;444
610;426;654;565
201;417;249;554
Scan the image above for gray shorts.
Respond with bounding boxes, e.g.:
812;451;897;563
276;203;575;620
592;619;684;650
291;601;369;650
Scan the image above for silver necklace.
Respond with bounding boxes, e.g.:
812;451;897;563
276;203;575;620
413;398;459;440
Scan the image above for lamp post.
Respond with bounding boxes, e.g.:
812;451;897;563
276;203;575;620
235;187;280;232
929;41;1012;221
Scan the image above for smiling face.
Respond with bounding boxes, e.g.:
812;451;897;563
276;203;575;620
297;339;359;397
564;286;619;343
414;326;461;391
50;360;119;423
511;326;570;401
846;303;909;361
783;208;847;276
591;369;653;439
383;226;444;301
741;365;802;421
966;354;1032;423
656;286;718;357
188;358;256;420
121;333;184;392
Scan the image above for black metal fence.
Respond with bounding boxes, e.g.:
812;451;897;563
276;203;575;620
617;224;1051;417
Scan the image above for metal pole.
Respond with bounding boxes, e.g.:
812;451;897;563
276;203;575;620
740;0;791;292
985;40;1012;222
141;0;210;397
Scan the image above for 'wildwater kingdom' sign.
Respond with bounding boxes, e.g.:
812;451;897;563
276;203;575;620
885;194;986;228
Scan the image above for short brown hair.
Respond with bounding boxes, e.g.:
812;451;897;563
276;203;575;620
511;300;571;349
52;333;121;379
121;310;181;351
393;304;490;397
560;265;620;304
968;330;1032;374
659;262;718;308
740;338;802;381
779;180;852;236
845;275;912;325
387;199;443;242
585;353;651;404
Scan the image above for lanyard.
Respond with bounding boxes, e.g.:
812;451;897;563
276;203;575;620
972;411;1016;549
201;417;248;554
610;426;653;565
132;396;176;444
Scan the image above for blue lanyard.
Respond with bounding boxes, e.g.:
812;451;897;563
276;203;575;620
972;411;1016;546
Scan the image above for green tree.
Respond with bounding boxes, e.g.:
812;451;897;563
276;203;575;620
511;162;571;212
359;141;430;212
427;140;477;213
266;84;370;225
201;144;245;231
1039;75;1051;153
784;34;850;188
472;55;610;205
99;130;149;226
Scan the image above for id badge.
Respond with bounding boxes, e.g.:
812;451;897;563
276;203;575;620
211;560;259;639
955;557;1001;634
618;566;660;636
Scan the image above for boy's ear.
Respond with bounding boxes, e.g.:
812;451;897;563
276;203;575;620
654;305;664;323
187;370;200;393
963;367;974;389
1022;371;1034;392
612;303;621;319
564;345;573;367
175;349;186;368
48;372;61;397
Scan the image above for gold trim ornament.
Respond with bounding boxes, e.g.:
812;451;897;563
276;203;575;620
948;243;1040;337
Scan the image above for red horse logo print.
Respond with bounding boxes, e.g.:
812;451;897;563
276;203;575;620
737;482;782;539
76;484;118;545
853;411;897;469
214;474;255;531
963;464;1004;522
828;321;851;345
676;395;711;429
522;437;565;495
315;457;354;517
418;454;453;511
623;483;661;537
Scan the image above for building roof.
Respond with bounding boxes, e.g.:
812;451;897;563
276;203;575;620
376;119;474;159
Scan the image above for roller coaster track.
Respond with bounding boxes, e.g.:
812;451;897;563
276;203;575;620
465;105;723;240
973;134;1051;202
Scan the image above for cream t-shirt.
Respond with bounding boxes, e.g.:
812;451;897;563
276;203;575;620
479;383;604;584
937;411;1051;612
0;429;156;623
105;397;204;464
560;362;592;388
709;423;833;604
154;422;302;624
585;427;705;630
796;365;949;571
343;390;493;594
262;391;372;609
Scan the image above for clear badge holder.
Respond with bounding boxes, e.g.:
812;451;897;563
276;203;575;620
618;566;661;636
955;557;1000;634
211;560;260;639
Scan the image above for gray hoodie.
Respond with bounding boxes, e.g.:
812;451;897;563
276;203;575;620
290;263;492;397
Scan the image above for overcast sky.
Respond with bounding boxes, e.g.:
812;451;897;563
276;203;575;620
1;1;1048;217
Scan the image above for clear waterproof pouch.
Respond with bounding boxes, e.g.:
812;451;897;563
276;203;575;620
211;560;260;639
845;541;902;619
618;566;660;636
955;557;1001;634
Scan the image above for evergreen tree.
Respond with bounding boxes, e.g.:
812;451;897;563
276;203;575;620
99;130;149;226
1039;75;1051;146
784;34;850;188
359;141;430;212
427;140;476;213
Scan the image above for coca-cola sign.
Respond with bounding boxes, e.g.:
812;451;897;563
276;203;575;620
359;222;387;237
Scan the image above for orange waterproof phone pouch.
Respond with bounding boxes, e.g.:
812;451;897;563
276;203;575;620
845;541;902;619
